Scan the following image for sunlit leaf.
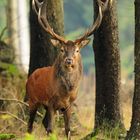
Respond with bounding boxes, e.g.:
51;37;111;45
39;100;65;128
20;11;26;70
24;133;35;140
0;133;16;139
0;114;12;120
49;133;57;140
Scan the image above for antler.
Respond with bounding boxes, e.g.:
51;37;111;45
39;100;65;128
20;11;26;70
74;0;110;43
32;0;110;44
32;0;67;43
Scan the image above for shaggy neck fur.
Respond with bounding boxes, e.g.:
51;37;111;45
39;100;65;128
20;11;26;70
54;55;82;93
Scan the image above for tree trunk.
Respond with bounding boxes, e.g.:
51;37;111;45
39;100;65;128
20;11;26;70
7;0;20;67
125;0;140;139
29;0;64;75
93;0;123;129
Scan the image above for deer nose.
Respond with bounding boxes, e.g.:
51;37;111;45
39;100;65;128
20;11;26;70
65;58;73;65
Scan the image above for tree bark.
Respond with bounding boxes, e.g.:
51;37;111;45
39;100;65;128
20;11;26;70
29;0;64;75
93;0;123;129
125;0;140;139
7;0;20;67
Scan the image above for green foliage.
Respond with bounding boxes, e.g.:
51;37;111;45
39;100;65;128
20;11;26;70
0;114;12;120
22;133;58;140
0;62;19;76
24;133;35;140
0;133;16;140
49;133;57;140
92;122;126;140
0;40;20;76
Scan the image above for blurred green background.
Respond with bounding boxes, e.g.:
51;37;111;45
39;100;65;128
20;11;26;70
0;0;134;79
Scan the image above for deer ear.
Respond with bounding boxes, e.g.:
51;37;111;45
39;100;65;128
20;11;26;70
79;39;91;48
50;39;60;47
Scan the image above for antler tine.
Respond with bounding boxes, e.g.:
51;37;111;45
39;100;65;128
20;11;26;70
75;0;109;43
32;0;43;15
32;0;67;43
97;0;110;11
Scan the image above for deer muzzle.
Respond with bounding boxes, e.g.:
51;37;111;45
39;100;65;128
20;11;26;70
65;58;73;65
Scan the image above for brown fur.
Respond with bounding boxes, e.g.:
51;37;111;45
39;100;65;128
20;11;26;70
26;39;90;138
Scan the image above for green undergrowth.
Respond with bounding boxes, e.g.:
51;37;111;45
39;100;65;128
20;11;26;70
0;133;16;140
0;62;20;76
82;121;126;140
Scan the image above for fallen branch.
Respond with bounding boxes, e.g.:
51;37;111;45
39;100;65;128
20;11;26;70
0;126;8;133
0;111;27;125
0;98;28;107
0;98;43;118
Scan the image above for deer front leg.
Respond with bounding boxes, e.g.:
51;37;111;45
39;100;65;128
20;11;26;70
28;109;37;133
42;106;54;135
63;107;71;140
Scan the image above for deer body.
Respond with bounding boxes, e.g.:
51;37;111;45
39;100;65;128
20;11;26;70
27;55;82;110
26;40;87;137
27;0;109;139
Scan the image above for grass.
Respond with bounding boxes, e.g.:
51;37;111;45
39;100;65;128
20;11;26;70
0;133;16;139
0;73;133;140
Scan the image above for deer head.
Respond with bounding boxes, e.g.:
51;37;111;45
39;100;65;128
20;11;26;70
32;0;110;71
51;39;90;72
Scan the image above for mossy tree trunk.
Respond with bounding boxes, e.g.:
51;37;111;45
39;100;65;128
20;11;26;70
125;0;140;139
93;0;124;129
29;0;64;75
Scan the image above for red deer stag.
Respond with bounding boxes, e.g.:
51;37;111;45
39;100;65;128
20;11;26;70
26;0;109;139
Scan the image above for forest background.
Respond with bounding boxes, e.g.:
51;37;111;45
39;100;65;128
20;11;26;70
0;0;135;139
0;0;134;78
